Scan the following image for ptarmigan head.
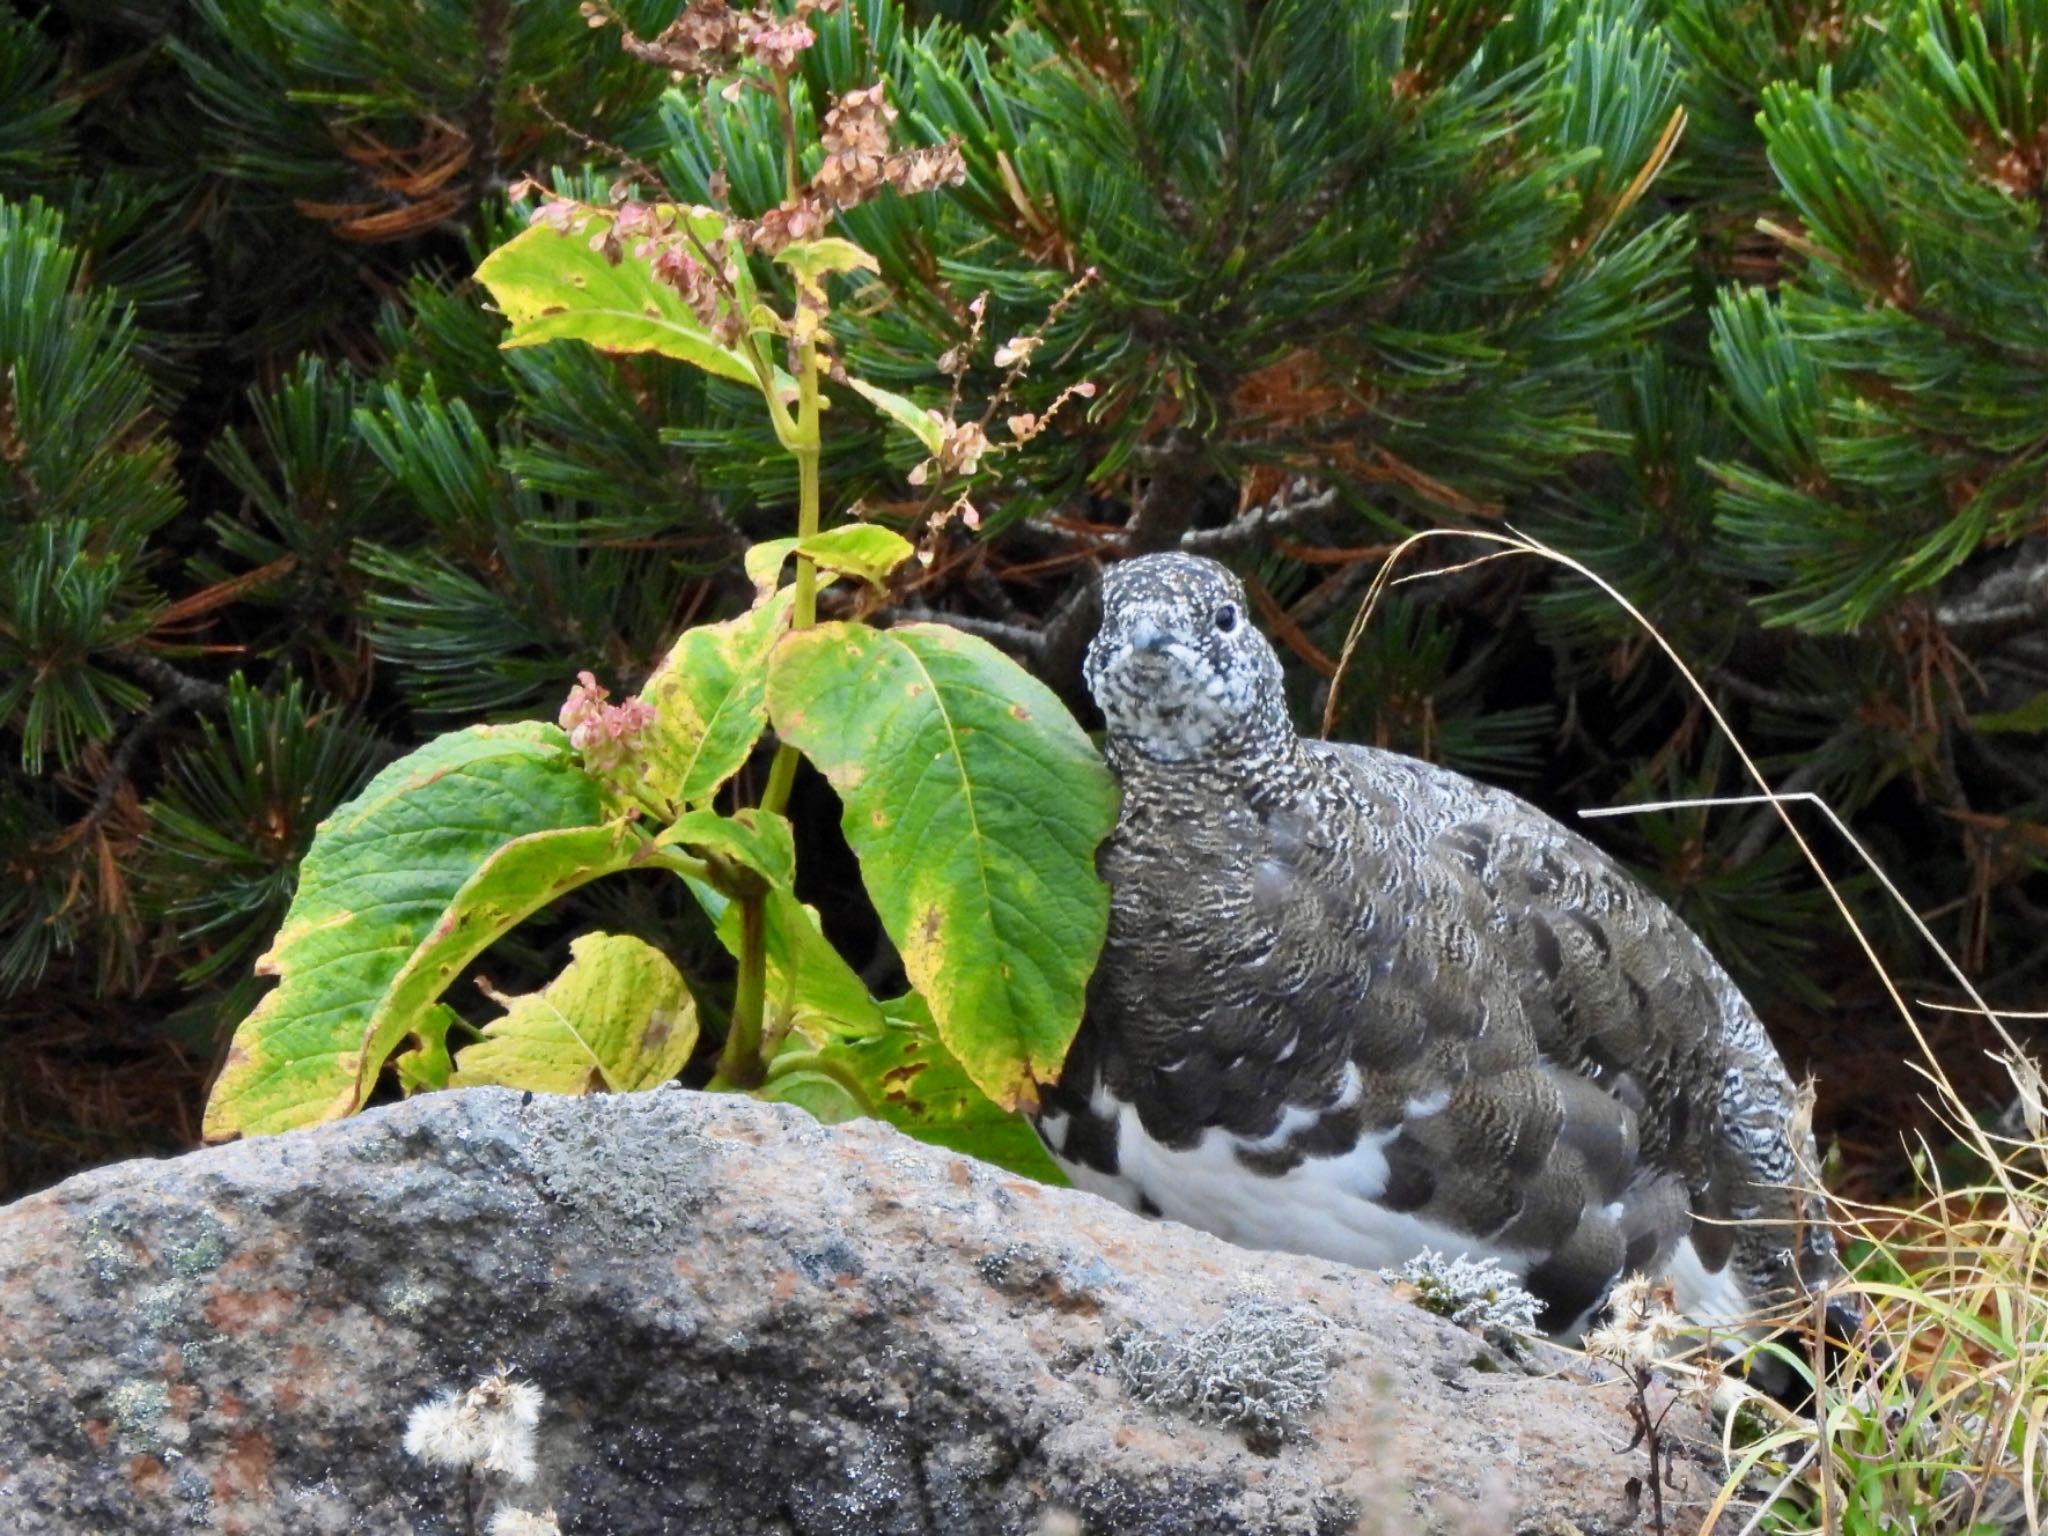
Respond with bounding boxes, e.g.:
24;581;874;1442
1086;553;1292;767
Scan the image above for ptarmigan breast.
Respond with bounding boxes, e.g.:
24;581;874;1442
1035;552;1840;1337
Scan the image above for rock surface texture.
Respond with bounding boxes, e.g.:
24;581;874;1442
0;1087;1716;1535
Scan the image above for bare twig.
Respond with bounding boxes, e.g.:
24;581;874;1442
1936;547;2048;649
114;653;230;711
58;655;231;840
1180;479;1341;554
1125;429;1208;553
466;0;513;204
887;606;1045;660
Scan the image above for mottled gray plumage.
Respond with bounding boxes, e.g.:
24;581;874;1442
1037;553;1839;1337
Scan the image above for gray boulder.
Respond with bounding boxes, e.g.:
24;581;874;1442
0;1086;1716;1533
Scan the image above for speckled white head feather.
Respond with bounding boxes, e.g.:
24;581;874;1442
1085;554;1292;766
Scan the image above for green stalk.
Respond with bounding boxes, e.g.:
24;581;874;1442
759;335;822;820
722;335;824;1090
714;892;769;1089
775;72;802;209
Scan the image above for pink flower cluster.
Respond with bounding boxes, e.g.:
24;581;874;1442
558;670;657;772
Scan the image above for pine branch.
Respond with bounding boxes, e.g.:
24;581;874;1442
885;571;1103;709
1937;551;2048;650
1286;557;1378;634
466;0;513;205
67;654;231;835
1729;755;1830;870
1181;480;1340;553
890;607;1045;658
1036;568;1103;703
72;693;183;833
115;653;230;711
1708;666;1817;715
1125;429;1208;553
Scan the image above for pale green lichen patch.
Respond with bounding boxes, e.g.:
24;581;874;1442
379;1274;442;1324
83;1215;137;1286
136;1281;196;1332
168;1213;227;1277
105;1379;170;1452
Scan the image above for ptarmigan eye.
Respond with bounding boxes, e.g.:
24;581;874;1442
1213;603;1240;634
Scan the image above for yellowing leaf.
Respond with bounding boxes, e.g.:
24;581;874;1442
393;1004;458;1094
776;237;880;299
745;537;801;597
658;807;797;890
450;932;697;1095
478;221;759;385
475;213;797;402
640;589;792;809
844;376;946;454
817;992;1069;1183
756;1067;866;1124
203;724;643;1140
794;525;916;588
766;622;1117;1110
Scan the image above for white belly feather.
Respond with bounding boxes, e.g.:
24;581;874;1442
1044;1097;1760;1337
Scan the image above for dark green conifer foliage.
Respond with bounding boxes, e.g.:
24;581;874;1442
3;0;2045;1194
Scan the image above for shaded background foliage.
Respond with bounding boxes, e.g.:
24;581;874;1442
4;0;2045;1198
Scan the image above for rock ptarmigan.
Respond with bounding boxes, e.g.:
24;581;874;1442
1037;552;1841;1338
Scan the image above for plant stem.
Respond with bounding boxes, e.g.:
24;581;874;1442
723;337;825;1090
716;893;769;1088
644;845;713;885
776;76;802;208
759;336;823;821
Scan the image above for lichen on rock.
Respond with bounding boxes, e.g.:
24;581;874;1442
0;1086;1716;1534
1105;1286;1329;1442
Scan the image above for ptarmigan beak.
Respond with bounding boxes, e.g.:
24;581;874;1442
1125;614;1172;654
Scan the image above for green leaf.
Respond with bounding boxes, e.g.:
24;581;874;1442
639;589;793;809
477;219;760;387
690;879;887;1041
658;807;798;890
761;893;886;1039
1970;693;2048;735
843;376;946;454
766;622;1117;1110
756;1067;866;1124
679;817;886;1042
816;994;1068;1182
775;237;881;288
794;525;916;588
203;723;648;1139
745;537;801;596
449;931;697;1095
746;534;882;596
393;1004;457;1094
